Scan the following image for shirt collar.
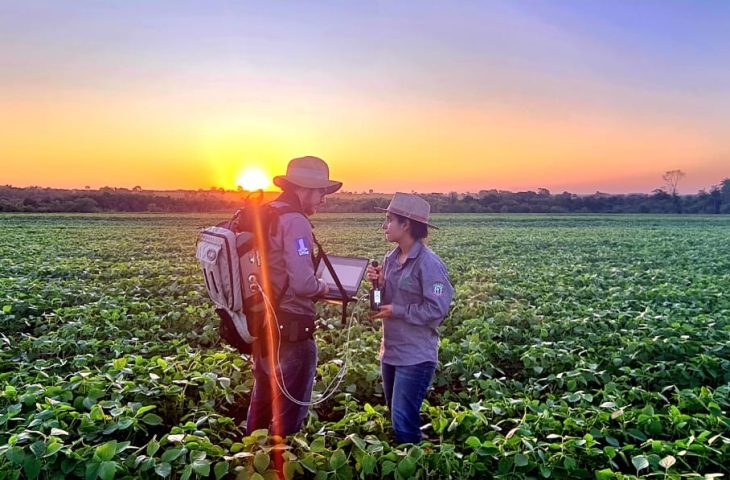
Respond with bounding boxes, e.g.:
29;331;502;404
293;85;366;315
274;191;305;213
389;240;424;262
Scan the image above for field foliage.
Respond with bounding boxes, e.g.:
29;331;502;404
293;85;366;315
1;213;729;479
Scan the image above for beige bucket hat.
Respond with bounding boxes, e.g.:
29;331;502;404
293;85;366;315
377;192;438;229
273;156;342;194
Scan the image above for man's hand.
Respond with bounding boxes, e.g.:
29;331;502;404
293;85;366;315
370;304;393;320
318;279;330;296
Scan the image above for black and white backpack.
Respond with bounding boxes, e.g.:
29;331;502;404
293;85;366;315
196;193;350;354
196;194;289;353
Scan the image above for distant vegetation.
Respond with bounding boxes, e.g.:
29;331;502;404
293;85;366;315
1;177;729;214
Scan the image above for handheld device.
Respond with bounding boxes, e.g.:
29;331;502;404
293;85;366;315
369;260;382;311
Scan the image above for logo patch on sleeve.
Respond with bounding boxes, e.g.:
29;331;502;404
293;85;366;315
296;238;310;256
433;282;445;297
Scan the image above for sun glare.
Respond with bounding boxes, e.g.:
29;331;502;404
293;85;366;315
236;167;271;191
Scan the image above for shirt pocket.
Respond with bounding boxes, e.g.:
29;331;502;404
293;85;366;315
398;273;422;303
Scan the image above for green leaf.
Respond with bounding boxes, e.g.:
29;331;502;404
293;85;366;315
381;461;396;476
595;469;615;480
465;436;481;449
30;441;46;458
397;457;416;478
155;462;172;478
626;429;647;442
86;462;100;480
330;449;347;471
190;450;206;462
361;454;376;476
23;457;42;480
180;465;192;480
214;461;229;480
632;455;649;472
515;454;529;467
346;434;366;451
192;459;211;477
300;454;317;473
160;448;184;464
254;452;270;473
6;446;25;464
603;446;617;459
283;461;300;480
98;461;118;480
147;439;160;457
563;456;577;471
44;441;63;458
2;305;11;314
96;441;118;462
141;413;163;426
310;436;326;453
539;465;551;478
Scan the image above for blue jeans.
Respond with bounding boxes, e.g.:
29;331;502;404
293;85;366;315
246;338;317;436
381;361;436;444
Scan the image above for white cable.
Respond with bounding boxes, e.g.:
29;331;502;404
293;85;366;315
256;287;360;407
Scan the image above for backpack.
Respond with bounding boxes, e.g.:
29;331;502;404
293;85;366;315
196;193;351;355
195;193;300;354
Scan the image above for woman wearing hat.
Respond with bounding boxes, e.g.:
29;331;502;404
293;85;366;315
367;192;454;444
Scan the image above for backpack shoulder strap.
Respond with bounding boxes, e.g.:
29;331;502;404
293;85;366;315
265;203;311;237
261;203;311;306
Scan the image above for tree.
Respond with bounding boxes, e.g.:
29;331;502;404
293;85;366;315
662;170;685;213
721;178;730;201
662;170;685;196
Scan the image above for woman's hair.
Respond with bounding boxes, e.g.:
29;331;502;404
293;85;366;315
393;213;428;241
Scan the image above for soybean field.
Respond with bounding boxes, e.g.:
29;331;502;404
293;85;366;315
1;213;729;479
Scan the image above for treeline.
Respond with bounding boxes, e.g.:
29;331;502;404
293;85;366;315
0;186;236;213
324;179;730;214
2;179;730;214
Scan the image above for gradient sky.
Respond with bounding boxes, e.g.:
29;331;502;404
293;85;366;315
1;1;729;194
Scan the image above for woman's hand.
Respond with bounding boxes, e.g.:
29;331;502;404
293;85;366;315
370;304;393;320
366;264;384;287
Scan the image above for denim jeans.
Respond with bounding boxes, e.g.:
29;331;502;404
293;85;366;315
246;338;317;436
381;361;436;444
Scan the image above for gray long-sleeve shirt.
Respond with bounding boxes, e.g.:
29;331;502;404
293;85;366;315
267;200;327;317
380;241;454;366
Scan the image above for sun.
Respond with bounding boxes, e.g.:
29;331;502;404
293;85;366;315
236;167;271;191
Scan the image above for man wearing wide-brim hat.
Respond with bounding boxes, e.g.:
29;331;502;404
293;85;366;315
246;156;341;437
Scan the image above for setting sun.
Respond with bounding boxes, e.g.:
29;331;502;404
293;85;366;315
236;167;271;191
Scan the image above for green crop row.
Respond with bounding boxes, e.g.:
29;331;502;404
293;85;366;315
1;213;728;479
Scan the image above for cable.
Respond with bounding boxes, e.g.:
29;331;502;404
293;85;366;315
256;286;361;407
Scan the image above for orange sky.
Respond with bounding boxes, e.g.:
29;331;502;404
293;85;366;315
1;2;728;194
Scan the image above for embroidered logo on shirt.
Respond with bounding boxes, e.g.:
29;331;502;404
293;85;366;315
296;238;310;256
433;282;445;296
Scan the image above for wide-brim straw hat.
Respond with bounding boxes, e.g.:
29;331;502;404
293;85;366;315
273;156;342;195
377;192;438;229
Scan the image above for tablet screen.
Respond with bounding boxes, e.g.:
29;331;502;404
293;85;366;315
316;255;369;296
